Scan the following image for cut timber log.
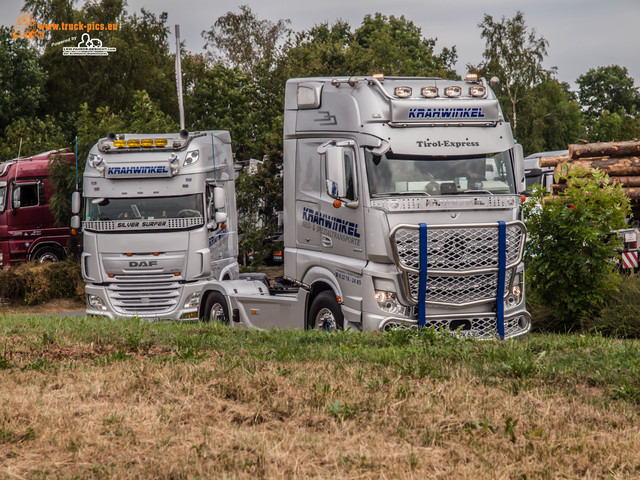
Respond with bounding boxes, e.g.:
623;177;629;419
568;140;640;159
554;157;640;178
539;155;570;168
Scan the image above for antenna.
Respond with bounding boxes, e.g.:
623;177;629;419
175;25;185;130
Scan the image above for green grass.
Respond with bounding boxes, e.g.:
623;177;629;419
2;313;640;403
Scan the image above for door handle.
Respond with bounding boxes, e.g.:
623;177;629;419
322;235;333;248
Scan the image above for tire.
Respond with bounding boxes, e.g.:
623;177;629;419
33;246;64;263
308;291;344;331
202;291;229;324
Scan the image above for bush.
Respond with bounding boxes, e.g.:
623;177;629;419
0;260;83;305
582;273;640;338
523;167;630;331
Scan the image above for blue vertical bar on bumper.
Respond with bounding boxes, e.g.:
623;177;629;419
496;221;507;340
418;223;428;328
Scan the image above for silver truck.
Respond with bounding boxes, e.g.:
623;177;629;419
200;74;530;339
73;130;239;320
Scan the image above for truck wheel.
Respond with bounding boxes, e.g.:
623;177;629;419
202;292;229;324
34;246;64;263
309;291;344;331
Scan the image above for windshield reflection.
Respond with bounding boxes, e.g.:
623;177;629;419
365;149;515;196
85;194;203;221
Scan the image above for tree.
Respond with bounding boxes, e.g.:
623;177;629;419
516;78;584;155
0;26;46;133
202;5;291;79
470;11;550;137
0;116;66;161
577;65;640;120
523;168;630;330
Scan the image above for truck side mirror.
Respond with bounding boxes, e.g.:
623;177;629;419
325;146;347;199
71;191;82;215
513;144;526;193
213;187;225;209
70;215;81;229
215;212;227;224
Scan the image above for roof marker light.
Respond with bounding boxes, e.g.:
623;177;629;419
127;139;140;148
421;86;438;98
372;73;384;80
394;86;412;98
465;73;479;82
141;139;153;147
445;86;462;97
155;138;167;147
113;140;126;148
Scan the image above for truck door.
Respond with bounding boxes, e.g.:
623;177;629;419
7;181;45;261
294;139;323;275
319;142;367;324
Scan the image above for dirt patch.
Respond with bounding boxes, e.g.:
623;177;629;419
0;297;85;315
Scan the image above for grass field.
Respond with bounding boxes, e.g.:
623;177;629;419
2;314;640;479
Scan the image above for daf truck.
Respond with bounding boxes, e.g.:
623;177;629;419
199;74;531;339
0;151;75;267
73;130;239;320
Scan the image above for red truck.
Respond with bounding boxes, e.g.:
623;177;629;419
0;151;74;267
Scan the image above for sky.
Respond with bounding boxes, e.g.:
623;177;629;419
2;0;639;91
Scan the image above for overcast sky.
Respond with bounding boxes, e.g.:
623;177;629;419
2;0;639;91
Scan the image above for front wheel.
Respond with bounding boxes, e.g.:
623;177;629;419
33;246;64;263
202;292;229;324
308;291;344;331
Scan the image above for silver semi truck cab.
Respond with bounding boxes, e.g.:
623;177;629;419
202;75;530;339
80;130;239;320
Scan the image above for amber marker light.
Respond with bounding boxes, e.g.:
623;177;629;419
521;194;527;203
221;223;227;230
333;200;341;208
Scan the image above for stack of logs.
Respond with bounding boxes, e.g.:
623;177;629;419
540;140;640;215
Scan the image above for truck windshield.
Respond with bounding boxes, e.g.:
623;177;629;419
84;194;203;221
364;149;516;196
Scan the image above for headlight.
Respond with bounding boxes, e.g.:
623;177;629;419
184;292;201;309
394;86;412;98
444;86;462;97
375;290;409;315
88;294;107;311
183;149;200;167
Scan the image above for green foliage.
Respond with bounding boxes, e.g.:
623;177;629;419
0;116;66;161
0;260;83;305
586;110;640;143
582;274;640;338
523;169;630;330
577;65;640;121
470;11;551;139
282;13;458;79
0;26;46;134
202;5;292;78
516;78;584;156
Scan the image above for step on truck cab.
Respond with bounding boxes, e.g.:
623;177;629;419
78;130;239;320
201;75;531;339
0;151;75;267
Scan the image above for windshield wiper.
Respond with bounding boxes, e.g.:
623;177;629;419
371;191;431;198
442;189;494;195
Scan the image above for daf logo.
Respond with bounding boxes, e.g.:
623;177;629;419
129;261;158;267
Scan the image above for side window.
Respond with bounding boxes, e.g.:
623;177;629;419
13;184;40;208
343;148;356;201
206;184;214;221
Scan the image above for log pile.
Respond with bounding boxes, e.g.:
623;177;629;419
539;139;640;203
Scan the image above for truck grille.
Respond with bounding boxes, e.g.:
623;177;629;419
391;222;525;306
382;312;530;339
107;280;181;315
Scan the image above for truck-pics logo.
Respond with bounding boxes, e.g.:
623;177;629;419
302;207;361;246
408;107;485;119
